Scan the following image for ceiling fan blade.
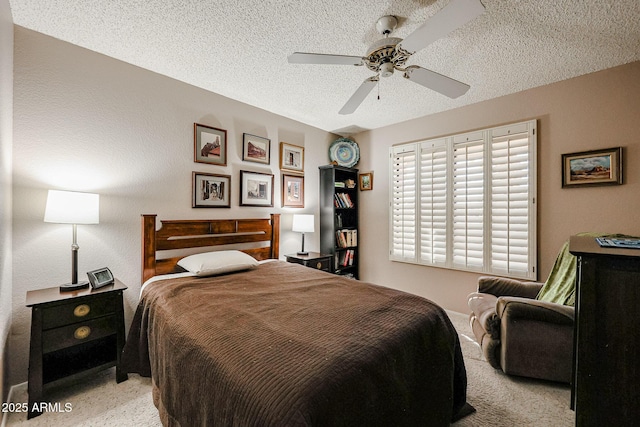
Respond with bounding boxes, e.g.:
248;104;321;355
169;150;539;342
399;0;485;53
404;66;470;98
288;52;364;66
339;76;379;115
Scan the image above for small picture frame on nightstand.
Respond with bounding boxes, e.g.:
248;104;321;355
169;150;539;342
87;267;115;289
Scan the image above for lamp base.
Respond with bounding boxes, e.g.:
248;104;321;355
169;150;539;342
297;251;309;256
59;281;90;292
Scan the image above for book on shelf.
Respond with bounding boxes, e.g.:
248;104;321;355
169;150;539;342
336;229;357;248
334;181;346;188
333;193;354;208
334;249;355;269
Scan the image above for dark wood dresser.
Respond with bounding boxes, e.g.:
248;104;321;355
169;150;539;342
26;280;128;418
569;236;640;426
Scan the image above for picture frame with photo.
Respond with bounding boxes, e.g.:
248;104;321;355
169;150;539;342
192;172;231;208
242;133;271;165
194;123;227;166
359;172;373;191
282;174;304;208
280;142;304;174
239;170;274;207
561;147;622;188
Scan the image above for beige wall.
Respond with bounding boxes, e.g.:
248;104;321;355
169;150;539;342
10;27;336;386
0;0;13;404
355;61;640;313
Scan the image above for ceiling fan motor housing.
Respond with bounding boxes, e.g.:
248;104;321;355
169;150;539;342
364;37;411;75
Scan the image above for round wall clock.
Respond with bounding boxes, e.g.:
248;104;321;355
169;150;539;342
329;138;360;167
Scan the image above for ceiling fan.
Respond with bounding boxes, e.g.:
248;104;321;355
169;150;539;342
288;0;485;115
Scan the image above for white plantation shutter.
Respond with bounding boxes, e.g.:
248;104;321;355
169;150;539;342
390;145;417;261
419;140;448;265
489;123;535;277
389;120;536;280
452;133;485;271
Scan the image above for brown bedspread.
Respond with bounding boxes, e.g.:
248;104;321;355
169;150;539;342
122;261;467;426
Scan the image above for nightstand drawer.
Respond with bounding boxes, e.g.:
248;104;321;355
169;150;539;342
42;315;117;353
309;257;331;271
41;294;118;330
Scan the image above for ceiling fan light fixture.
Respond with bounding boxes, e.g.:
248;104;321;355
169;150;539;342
380;62;395;77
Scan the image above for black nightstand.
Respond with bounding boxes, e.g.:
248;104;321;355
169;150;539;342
285;252;332;272
25;280;128;419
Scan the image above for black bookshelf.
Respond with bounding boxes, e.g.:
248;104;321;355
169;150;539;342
319;165;359;279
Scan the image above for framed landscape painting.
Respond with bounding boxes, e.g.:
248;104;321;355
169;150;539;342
240;170;274;207
194;123;227;166
243;133;271;165
562;147;622;188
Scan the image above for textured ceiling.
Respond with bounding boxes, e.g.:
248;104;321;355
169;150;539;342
9;0;640;135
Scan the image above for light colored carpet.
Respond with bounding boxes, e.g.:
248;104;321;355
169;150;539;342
4;310;574;426
447;311;574;426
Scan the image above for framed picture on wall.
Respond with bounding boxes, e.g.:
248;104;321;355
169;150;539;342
194;123;227;166
242;133;271;164
192;172;231;208
240;170;274;207
282;174;304;208
280;142;304;174
359;172;373;191
562;147;622;188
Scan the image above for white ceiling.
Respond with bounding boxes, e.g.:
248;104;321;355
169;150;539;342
9;0;640;135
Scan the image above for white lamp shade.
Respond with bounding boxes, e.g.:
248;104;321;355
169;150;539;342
292;214;314;233
44;190;100;224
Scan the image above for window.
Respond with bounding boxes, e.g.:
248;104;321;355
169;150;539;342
389;120;537;280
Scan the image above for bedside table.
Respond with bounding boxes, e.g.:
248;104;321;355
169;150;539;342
285;252;332;272
25;280;128;419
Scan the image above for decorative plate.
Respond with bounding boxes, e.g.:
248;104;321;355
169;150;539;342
329;138;360;167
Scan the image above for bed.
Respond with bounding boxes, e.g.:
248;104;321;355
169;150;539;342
122;214;470;426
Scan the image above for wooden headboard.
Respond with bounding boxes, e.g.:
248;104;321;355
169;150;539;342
141;214;280;283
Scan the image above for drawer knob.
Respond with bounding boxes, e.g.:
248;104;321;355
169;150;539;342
74;304;91;317
74;326;91;340
316;262;322;269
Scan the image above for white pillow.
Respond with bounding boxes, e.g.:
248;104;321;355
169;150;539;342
177;250;258;277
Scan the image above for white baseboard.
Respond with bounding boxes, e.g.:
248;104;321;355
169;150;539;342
1;382;27;427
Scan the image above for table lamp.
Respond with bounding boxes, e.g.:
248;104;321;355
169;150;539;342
44;190;99;291
292;214;314;255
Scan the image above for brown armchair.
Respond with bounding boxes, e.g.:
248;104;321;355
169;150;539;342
468;277;574;383
467;240;579;383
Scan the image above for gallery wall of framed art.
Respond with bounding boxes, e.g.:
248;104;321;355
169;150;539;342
192;121;318;210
